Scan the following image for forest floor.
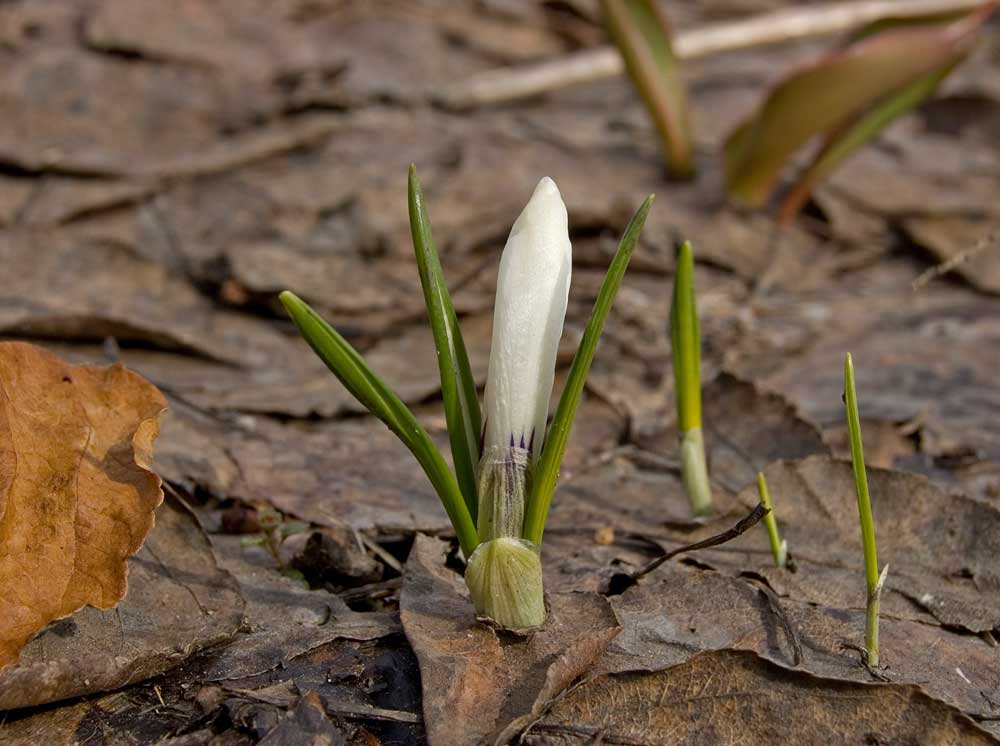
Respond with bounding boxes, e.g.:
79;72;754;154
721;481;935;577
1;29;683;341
1;1;999;744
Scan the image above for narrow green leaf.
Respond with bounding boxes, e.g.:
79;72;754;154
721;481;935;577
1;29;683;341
279;291;478;558
757;472;787;568
602;0;693;179
724;9;988;207
408;165;482;523
670;240;701;433
778;59;960;222
522;195;654;544
844;352;879;592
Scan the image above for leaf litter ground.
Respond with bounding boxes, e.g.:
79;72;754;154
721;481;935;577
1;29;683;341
1;1;999;744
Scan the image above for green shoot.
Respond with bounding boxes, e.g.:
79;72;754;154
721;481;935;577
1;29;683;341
279;291;478;558
671;241;712;517
844;352;888;668
757;472;787;568
601;0;693;179
408;165;482;523
522;194;654;544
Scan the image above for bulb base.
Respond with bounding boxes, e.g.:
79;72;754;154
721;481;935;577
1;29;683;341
465;536;546;631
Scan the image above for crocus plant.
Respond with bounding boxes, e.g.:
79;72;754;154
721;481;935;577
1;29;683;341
282;167;652;630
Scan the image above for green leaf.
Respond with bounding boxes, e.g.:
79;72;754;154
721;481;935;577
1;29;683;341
844;352;879;592
522;195;654;544
408;165;482;523
670;240;701;433
724;9;989;207
279;291;478;558
602;0;693;179
778;59;960;222
757;471;787;568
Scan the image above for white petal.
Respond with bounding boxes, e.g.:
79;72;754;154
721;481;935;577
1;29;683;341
482;177;572;458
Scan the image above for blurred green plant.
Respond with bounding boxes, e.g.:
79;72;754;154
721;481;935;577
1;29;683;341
241;505;309;582
725;4;996;220
601;0;694;179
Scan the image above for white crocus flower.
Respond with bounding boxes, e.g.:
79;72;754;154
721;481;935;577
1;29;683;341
482;177;572;464
466;177;571;630
478;177;571;542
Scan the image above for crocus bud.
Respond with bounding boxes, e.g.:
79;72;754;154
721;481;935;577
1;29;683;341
467;177;571;630
478;177;571;540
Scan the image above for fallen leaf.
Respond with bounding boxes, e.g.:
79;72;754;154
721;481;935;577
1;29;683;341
199;534;399;682
400;534;621;746
528;649;997;744
0;342;167;670
605;563;1000;730
903;215;1000;295
257;690;349;746
726;457;1000;633
0;496;244;709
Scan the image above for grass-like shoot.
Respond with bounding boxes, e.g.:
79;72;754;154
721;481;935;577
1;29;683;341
844;352;889;668
281;166;653;630
757;472;787;569
670;241;712;517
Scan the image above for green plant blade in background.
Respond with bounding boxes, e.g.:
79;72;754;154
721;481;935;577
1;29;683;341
408;165;482;523
724;8;989;207
522;195;654;544
777;60;960;223
602;0;693;179
280;291;478;557
670;240;700;433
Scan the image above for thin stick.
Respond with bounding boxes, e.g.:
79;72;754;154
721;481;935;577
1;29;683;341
438;0;987;109
911;229;998;290
624;502;768;587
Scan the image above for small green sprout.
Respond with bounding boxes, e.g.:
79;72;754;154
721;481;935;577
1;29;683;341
670;241;712;517
845;352;889;668
281;166;653;630
757;472;787;569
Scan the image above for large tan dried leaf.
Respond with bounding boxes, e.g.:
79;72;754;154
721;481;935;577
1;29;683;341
0;341;167;668
400;535;621;746
530;649;996;744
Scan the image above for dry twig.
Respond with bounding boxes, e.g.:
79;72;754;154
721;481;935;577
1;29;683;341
439;0;987;109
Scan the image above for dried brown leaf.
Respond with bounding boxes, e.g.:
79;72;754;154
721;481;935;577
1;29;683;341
724;457;1000;633
605;564;1000;729
529;649;997;745
0;496;244;710
400;535;620;746
0;342;167;669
